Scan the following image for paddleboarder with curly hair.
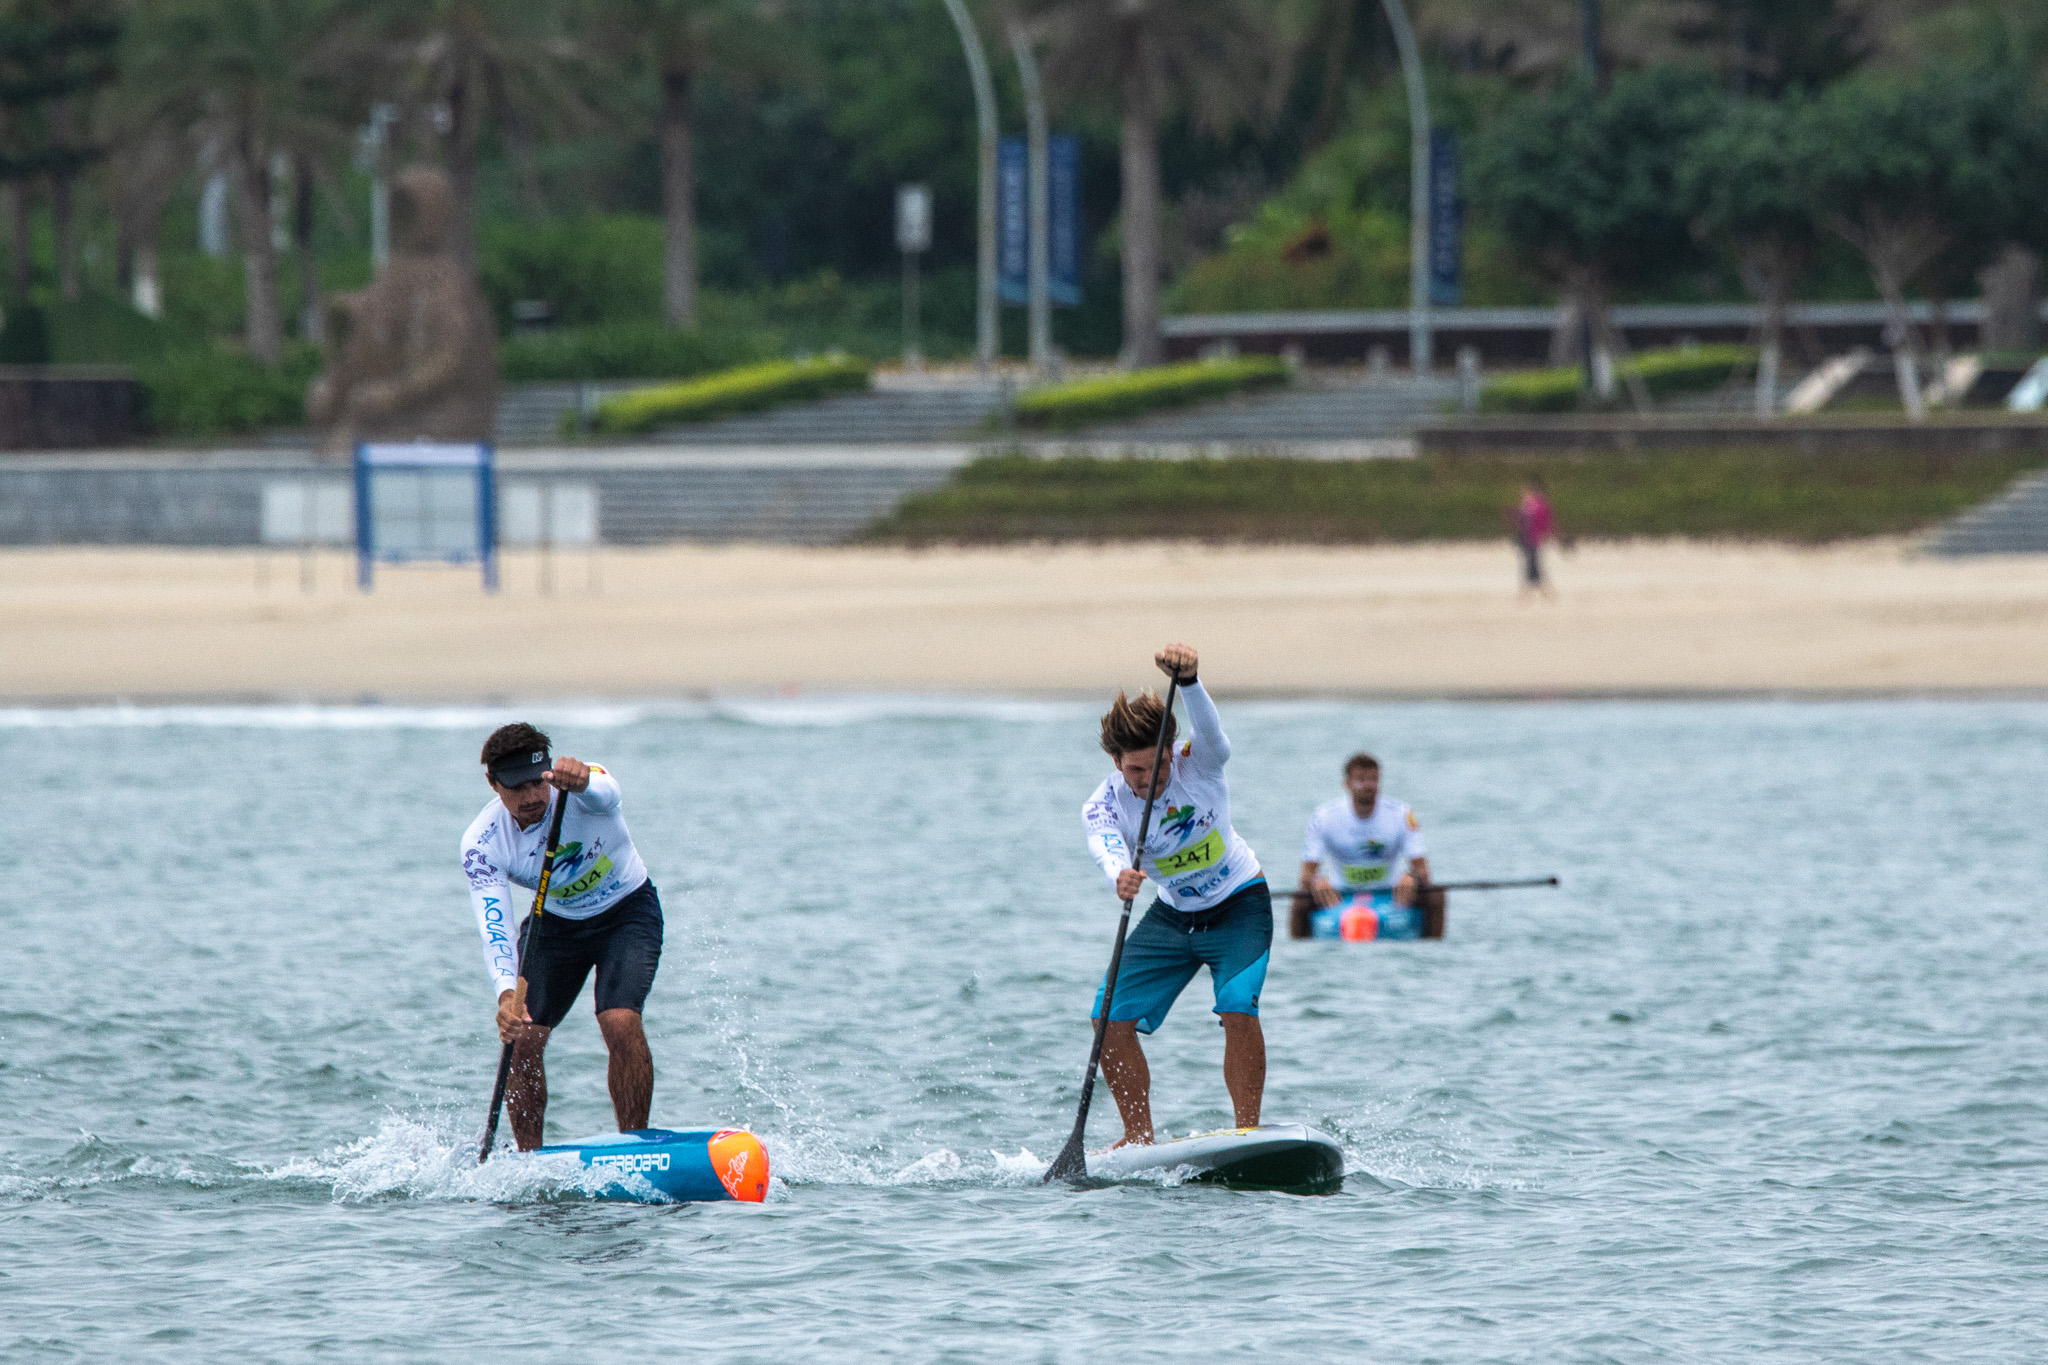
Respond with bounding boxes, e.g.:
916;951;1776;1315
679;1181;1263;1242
462;723;664;1150
1081;643;1272;1147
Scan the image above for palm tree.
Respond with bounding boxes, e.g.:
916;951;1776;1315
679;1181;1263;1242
124;0;354;363
587;0;785;328
1016;0;1276;366
382;0;592;272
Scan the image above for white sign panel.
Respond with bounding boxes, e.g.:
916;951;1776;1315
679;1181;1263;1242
896;184;932;254
261;481;352;544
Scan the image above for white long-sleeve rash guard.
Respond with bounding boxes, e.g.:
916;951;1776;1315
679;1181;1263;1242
1081;680;1263;914
459;766;649;997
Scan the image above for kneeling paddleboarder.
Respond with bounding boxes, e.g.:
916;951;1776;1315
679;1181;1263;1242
1082;643;1272;1147
1294;752;1439;940
463;723;664;1151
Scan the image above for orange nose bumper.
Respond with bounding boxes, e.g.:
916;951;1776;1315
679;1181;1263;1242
707;1129;770;1202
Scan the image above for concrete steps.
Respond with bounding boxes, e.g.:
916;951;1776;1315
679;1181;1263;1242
1925;470;2048;555
580;462;954;544
496;374;1457;450
494;382;1007;447
650;387;1004;445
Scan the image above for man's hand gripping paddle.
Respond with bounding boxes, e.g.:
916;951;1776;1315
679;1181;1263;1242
1044;674;1183;1186
478;785;572;1164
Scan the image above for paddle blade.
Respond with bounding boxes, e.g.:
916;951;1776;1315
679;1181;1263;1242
1043;1130;1089;1185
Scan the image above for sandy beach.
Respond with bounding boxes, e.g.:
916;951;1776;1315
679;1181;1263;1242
2;539;2045;702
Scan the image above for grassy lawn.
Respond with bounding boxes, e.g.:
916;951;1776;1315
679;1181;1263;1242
864;448;2048;545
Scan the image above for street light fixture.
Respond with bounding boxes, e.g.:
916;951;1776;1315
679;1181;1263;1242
940;0;999;374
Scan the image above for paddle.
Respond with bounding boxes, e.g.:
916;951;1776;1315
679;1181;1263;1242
478;783;574;1165
1044;674;1183;1186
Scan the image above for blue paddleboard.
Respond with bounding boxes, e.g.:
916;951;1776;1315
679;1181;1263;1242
538;1127;771;1203
1309;890;1423;941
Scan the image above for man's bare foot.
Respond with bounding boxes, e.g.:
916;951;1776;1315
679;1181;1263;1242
1108;1132;1154;1150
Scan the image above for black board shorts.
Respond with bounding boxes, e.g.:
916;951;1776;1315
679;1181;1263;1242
518;880;664;1028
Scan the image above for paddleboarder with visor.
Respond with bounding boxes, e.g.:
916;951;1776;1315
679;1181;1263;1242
462;723;664;1151
1082;643;1272;1147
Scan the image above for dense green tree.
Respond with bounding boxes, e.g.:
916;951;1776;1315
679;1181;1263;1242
1017;0;1276;366
1468;65;1719;405
1680;95;1816;414
1789;65;2041;416
0;0;121;301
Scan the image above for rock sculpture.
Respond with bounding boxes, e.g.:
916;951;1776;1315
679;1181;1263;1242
307;167;497;457
1978;245;2042;354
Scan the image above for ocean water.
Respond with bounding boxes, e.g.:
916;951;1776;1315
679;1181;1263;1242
3;697;2044;1361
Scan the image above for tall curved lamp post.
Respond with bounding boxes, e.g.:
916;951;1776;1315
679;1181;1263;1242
1379;0;1432;374
941;0;1000;374
1008;21;1052;378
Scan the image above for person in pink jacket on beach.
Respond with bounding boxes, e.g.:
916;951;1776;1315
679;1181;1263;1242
1514;476;1557;599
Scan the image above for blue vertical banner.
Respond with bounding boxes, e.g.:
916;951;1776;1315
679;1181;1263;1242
998;136;1028;304
1048;133;1082;306
1428;128;1462;308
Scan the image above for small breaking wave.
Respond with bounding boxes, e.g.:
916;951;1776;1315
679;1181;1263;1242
709;696;1084;728
0;696;1087;732
0;702;660;731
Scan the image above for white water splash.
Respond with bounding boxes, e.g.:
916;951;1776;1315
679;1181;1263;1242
887;1149;963;1184
265;1116;634;1204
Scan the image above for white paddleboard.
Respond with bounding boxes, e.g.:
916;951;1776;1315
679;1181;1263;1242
1085;1122;1344;1191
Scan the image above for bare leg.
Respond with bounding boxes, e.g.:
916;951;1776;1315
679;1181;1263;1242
1220;1013;1265;1128
506;1025;552;1151
597;1008;654;1131
1098;1018;1154;1146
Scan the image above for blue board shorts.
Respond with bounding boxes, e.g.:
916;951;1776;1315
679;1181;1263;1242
518;880;664;1028
1091;879;1273;1035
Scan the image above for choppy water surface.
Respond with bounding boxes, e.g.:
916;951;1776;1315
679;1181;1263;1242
4;698;2045;1361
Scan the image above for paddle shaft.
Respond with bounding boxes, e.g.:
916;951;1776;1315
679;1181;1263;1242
1044;675;1183;1185
478;787;574;1164
1279;875;1559;897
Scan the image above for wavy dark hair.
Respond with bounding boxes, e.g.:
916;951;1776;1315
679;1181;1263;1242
1099;690;1176;758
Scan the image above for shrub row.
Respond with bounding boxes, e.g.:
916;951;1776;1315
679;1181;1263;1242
1012;356;1289;430
1478;344;1757;414
138;348;321;440
864;446;2043;545
588;356;871;436
499;320;775;383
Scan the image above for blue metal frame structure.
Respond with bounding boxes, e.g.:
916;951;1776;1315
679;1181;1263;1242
353;441;498;593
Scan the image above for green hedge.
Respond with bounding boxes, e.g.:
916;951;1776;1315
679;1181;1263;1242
1479;344;1757;414
1012;356;1289;430
499;321;776;383
588;356;871;436
865;447;2047;545
138;347;321;439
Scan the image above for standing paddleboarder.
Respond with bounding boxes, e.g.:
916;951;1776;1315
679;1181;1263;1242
463;723;664;1151
1081;643;1272;1147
